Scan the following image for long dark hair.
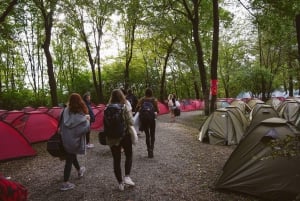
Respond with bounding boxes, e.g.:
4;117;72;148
108;89;126;104
68;93;88;114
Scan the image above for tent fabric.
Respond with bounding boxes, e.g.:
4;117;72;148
157;101;169;114
247;105;279;130
1;111;24;124
265;97;283;111
0;121;36;161
225;106;249;130
91;105;105;131
278;100;300;125
47;106;63;121
230;99;248;114
247;99;264;110
198;108;246;145
215;117;300;201
11;111;58;143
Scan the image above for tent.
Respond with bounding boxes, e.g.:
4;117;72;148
198;108;246;145
265;97;283;111
1;110;24;124
215;99;230;109
247;99;264;110
225;106;249;130
278;100;300;125
47;106;63;120
230;99;248;114
247;104;279;130
157;101;169;114
11;111;58;143
215;117;300;201
91;105;105;131
0;121;36;161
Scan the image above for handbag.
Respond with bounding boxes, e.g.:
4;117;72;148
98;130;107;145
129;125;138;145
47;110;66;158
46;131;66;158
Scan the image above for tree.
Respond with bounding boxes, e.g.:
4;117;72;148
34;0;59;106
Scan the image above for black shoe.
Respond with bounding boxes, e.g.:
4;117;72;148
148;150;153;158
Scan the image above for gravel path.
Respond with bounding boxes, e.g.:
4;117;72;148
0;110;261;201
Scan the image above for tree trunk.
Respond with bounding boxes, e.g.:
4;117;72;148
210;0;219;114
38;1;58;106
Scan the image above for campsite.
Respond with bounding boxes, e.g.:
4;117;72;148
1;1;300;200
1;98;300;201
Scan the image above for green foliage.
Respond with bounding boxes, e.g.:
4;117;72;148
263;135;300;160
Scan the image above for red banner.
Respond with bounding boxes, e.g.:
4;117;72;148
210;79;218;96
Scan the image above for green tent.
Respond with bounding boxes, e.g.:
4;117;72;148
198;108;246;145
215;117;300;201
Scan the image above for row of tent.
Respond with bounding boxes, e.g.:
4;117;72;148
199;97;300;200
0;99;204;162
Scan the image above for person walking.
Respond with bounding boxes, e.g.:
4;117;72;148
167;94;175;122
136;88;159;158
126;89;138;115
82;92;95;148
60;93;90;191
105;89;135;191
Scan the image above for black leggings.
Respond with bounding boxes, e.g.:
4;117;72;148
110;135;133;183
64;152;80;182
86;130;91;144
143;119;156;151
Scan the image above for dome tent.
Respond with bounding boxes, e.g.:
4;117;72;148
198;108;246;145
215;118;300;201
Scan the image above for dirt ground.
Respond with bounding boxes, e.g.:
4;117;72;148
0;110;262;201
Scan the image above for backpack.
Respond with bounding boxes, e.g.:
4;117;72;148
103;104;125;138
139;99;155;123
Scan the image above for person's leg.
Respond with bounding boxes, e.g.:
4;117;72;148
110;145;122;183
143;123;151;157
86;131;90;144
121;135;132;176
150;119;156;151
61;152;76;191
121;135;135;186
64;153;76;182
86;130;94;148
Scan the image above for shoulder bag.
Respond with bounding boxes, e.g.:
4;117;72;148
47;109;66;159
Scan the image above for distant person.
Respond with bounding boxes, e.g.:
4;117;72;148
105;89;135;191
60;93;90;191
168;94;175;122
126;89;138;115
83;92;95;148
136;88;159;158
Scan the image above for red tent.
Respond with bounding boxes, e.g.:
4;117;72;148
0;121;36;161
1;110;24;124
11;111;58;143
91;105;105;131
47;107;63;121
157;101;169;115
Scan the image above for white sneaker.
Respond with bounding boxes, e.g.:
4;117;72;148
86;144;94;148
124;176;135;186
118;183;124;191
78;166;86;177
60;182;75;191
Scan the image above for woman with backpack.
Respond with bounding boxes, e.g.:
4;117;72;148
105;89;135;191
136;88;160;158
